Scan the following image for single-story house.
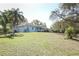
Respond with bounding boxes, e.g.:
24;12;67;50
14;23;48;32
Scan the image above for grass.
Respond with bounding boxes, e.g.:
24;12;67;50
0;32;79;56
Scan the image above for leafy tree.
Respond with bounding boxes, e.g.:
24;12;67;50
65;26;75;39
50;3;79;39
50;20;66;33
0;8;25;36
42;23;47;27
0;11;8;35
31;19;47;27
5;8;25;36
31;19;41;25
50;3;79;25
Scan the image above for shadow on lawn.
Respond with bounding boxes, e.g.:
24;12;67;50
0;34;24;39
14;34;24;37
71;34;79;42
71;38;79;42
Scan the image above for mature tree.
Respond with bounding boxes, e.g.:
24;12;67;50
60;3;79;22
31;19;41;25
60;3;79;10
50;20;66;32
0;11;8;35
50;3;79;39
42;23;47;27
50;3;79;30
6;8;25;35
31;19;47;27
0;8;25;36
24;18;28;24
50;3;79;23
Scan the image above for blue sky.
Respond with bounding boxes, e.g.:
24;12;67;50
0;3;59;28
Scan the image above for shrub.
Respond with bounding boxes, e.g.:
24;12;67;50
65;26;75;39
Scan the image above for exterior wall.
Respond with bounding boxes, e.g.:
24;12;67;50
28;26;36;32
14;26;27;32
14;25;45;32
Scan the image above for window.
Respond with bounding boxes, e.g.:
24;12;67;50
32;27;34;30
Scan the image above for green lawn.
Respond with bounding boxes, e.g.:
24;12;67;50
0;32;79;56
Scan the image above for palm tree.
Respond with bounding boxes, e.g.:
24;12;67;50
7;8;25;36
0;11;8;35
0;8;25;36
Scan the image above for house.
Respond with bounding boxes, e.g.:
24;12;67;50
14;23;48;32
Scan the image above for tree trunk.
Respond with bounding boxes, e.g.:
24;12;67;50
10;21;15;37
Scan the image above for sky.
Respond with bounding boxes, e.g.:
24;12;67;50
0;3;59;28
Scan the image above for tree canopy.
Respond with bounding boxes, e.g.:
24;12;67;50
0;8;25;36
31;19;47;27
50;3;79;39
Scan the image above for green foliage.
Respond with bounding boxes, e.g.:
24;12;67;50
65;26;75;39
31;19;47;27
0;8;25;36
50;3;79;40
50;20;65;33
60;3;79;10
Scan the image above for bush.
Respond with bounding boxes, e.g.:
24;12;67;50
65;26;75;39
